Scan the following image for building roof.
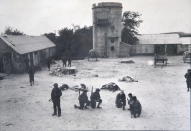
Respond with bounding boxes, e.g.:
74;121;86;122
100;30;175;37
180;37;191;45
136;34;181;45
0;35;55;54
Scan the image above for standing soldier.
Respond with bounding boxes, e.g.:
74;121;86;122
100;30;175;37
47;57;51;71
51;83;62;117
90;88;102;108
185;69;191;92
62;56;67;67
28;66;34;86
68;57;72;67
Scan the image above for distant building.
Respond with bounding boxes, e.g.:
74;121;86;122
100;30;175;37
0;35;56;73
132;34;181;55
131;33;190;55
92;2;190;57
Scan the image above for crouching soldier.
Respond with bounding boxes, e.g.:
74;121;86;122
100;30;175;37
115;91;126;110
91;88;102;108
127;93;133;111
74;90;90;110
120;91;126;110
51;83;62;117
185;69;191;92
116;93;122;108
131;96;142;118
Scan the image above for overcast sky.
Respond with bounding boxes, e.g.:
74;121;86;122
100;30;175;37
0;0;191;35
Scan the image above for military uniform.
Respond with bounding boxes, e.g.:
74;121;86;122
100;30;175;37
51;83;62;117
28;67;34;86
116;92;126;110
131;96;142;118
91;89;102;108
120;92;126;110
185;69;191;92
78;91;90;109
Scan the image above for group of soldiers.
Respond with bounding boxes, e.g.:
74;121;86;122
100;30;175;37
116;91;142;118
74;88;102;109
62;56;72;67
50;83;141;118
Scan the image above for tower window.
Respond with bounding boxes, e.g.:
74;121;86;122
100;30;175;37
111;38;115;43
111;46;115;51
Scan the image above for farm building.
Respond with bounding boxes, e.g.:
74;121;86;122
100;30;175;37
131;33;189;56
92;2;190;57
0;35;56;73
180;36;191;52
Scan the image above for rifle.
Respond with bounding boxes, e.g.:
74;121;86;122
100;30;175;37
91;86;93;99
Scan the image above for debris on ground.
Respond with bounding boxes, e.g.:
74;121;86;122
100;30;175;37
20;86;26;88
5;123;14;127
0;73;8;80
49;66;77;76
120;60;135;64
101;82;120;92
118;76;138;82
60;84;69;91
92;74;99;77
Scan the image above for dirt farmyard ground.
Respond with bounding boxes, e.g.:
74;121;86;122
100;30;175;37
0;56;190;131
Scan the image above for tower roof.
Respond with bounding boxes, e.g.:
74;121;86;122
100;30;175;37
92;2;122;9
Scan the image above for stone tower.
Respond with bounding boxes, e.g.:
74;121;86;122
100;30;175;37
92;2;122;57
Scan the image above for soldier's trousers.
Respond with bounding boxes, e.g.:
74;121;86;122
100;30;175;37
79;101;90;109
96;99;102;108
53;99;61;116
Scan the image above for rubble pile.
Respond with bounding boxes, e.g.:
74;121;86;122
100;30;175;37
49;66;77;77
120;60;135;64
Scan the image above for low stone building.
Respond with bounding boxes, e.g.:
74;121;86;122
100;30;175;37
132;34;182;55
0;35;56;73
92;2;190;57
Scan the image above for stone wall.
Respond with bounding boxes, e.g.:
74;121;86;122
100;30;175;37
92;2;122;57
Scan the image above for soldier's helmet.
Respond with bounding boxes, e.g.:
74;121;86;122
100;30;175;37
96;88;100;92
54;83;58;87
128;93;132;97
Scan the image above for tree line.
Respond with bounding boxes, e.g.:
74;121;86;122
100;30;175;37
2;11;143;59
3;26;93;59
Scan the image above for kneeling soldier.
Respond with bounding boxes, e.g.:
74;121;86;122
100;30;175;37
75;90;90;109
91;88;102;108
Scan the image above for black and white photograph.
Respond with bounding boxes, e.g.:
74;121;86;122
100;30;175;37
0;0;190;130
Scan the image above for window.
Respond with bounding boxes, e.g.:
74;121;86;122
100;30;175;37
111;46;115;51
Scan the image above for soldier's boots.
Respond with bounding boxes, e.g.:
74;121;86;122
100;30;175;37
52;113;57;116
